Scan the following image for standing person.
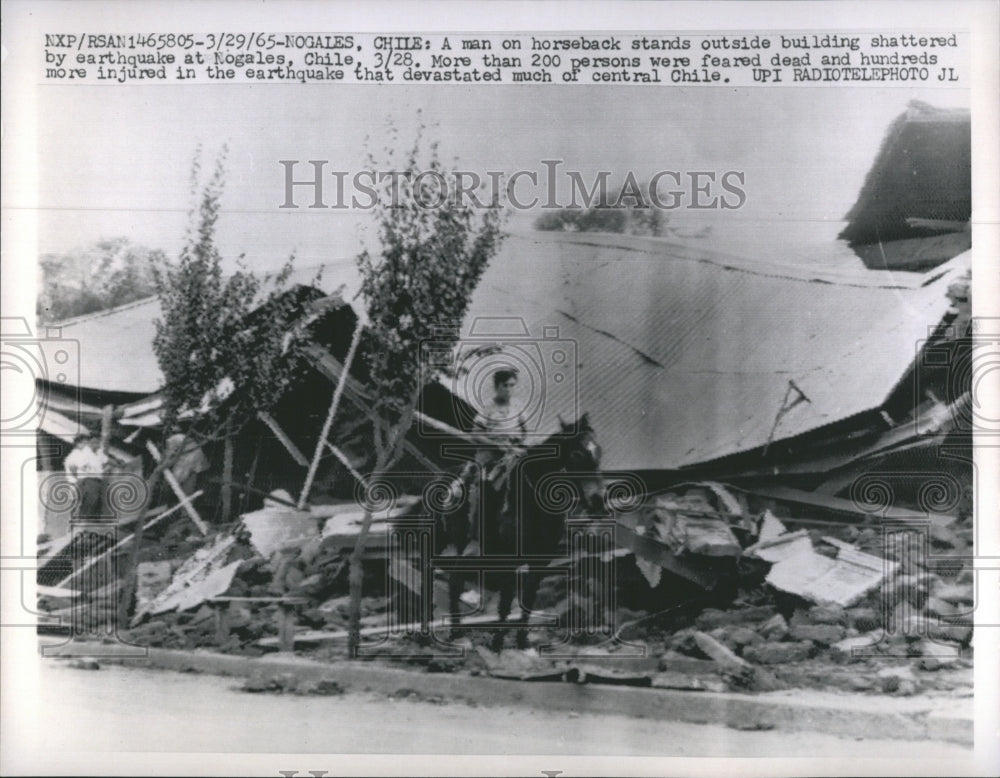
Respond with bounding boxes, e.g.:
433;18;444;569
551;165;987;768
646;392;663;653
64;433;109;520
453;367;527;556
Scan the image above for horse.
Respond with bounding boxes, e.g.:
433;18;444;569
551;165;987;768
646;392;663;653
438;412;604;651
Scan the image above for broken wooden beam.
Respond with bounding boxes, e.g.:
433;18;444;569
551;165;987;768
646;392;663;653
747;485;956;527
258;411;309;467
55;490;204;589
146;440;208;534
302;343;459;473
299;321;364;509
324;441;368;488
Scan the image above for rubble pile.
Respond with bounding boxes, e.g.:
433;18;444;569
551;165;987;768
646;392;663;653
35;103;974;707
39;476;974;698
109;498;399;653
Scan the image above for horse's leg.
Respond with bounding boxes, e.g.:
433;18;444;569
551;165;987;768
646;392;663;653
491;573;513;653
447;569;464;642
515;567;542;650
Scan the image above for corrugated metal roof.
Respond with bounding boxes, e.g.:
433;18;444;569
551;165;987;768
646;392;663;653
49;296;163;394
44;232;965;471
446;233;967;470
46;263;354;395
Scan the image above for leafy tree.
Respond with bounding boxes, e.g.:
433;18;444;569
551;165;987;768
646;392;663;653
151;150;308;439
346;124;506;656
37;238;165;323
121;147;313;620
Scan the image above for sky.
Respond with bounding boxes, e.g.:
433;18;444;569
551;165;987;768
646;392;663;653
34;83;969;275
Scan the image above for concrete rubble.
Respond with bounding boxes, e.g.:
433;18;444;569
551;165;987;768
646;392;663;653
35;262;976;697
37;466;974;705
33;106;977;749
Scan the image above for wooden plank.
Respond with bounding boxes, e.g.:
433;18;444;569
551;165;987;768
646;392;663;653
144;490;204;525
299;321;364;508
55;491;203;589
324;441;368;488
257;411;309;466
257;609;548;648
146;440;208;534
748;484;955;527
302;344;452;473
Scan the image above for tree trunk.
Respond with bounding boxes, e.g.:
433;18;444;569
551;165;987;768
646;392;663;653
347;452;389;658
241;437;262;516
346;508;373;658
221;434;234;524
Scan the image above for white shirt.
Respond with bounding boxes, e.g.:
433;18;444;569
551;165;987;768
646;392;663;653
474;400;526;445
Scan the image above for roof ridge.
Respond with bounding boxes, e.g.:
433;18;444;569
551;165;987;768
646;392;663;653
509;231;931;291
49;294;160;328
48;261;344;329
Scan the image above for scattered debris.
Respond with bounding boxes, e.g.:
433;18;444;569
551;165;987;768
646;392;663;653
788;624;847;646
651;672;723;692
136;561;174;610
742;641;814;665
877;665;920;696
68;658;101;671
643;491;742;558
696;606;776;630
474;647;569;682
241;504;319;557
238;673;345;696
691;630;750;671
615;482;754;591
750;531;897;607
133;534;240;623
758;614;789;641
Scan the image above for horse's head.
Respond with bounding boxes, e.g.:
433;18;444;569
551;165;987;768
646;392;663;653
557;412;605;513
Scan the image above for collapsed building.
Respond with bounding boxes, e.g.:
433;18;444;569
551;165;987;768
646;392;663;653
36;102;974;695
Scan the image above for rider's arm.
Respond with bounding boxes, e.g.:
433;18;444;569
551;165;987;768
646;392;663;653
473;409;492;435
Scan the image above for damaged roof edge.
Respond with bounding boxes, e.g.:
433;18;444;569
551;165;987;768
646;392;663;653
839;100;971;246
676;255;969;474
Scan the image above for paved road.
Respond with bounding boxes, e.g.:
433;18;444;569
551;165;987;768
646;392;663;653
8;660;974;767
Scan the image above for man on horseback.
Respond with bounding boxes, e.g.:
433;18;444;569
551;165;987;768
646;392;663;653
451;366;526;556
